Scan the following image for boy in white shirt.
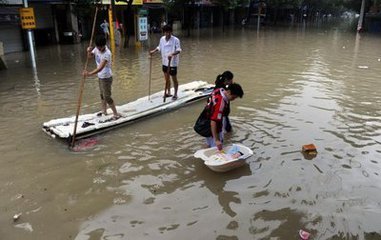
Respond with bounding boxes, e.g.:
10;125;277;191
83;35;120;120
150;25;182;100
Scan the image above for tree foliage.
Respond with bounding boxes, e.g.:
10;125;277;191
265;0;367;12
69;0;100;16
212;0;243;9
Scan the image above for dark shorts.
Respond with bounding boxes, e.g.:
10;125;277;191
162;65;177;76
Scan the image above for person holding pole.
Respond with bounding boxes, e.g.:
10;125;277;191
83;34;120;120
149;25;182;101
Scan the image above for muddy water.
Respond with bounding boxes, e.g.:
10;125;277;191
1;26;381;240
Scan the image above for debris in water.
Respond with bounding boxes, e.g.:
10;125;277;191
13;213;22;222
72;137;99;152
302;144;317;152
358;65;369;69
14;222;33;232
299;229;310;240
302;144;317;160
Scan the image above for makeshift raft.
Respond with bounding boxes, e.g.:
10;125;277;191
42;81;214;140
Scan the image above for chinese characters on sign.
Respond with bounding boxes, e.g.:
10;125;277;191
138;17;148;41
19;8;36;29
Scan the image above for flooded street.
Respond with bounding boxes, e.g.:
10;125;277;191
1;26;381;239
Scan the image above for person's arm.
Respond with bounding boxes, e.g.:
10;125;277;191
83;50;108;77
87;47;94;59
85;59;107;76
209;93;225;151
168;50;180;60
82;47;96;76
150;48;159;55
210;120;222;150
168;38;182;60
150;39;161;55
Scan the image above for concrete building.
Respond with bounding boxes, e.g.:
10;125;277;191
0;0;81;53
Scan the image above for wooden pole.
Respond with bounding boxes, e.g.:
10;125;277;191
163;58;171;102
148;55;152;100
357;0;366;32
70;6;99;148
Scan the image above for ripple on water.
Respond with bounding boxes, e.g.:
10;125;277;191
2;29;381;240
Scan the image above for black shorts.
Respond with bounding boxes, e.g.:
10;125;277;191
162;65;177;76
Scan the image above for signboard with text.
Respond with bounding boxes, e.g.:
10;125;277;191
19;7;36;29
138;17;148;41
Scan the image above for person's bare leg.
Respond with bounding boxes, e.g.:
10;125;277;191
101;100;107;115
172;75;178;98
110;103;120;118
164;72;171;95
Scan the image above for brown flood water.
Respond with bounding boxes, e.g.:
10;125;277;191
1;26;381;240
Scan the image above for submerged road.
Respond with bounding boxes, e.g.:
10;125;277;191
1;26;381;239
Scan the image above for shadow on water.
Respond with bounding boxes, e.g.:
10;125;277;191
192;160;253;218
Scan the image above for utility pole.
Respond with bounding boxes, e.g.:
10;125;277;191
257;4;262;33
109;0;116;54
22;0;37;68
357;0;366;32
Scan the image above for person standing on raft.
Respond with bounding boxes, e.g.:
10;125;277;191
150;25;182;100
83;35;120;120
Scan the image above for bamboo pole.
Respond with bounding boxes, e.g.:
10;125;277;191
70;6;99;148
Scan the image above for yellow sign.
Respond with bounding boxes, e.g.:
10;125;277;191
143;0;163;3
101;0;143;5
19;7;36;29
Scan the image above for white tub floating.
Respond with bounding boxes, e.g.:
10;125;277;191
194;144;253;172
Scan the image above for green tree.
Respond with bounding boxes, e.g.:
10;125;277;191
71;0;99;16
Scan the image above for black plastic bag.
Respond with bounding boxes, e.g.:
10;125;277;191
194;107;212;137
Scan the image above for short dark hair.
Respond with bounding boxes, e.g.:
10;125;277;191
227;83;244;98
222;70;234;81
95;34;106;47
215;74;226;89
162;24;172;32
215;70;234;89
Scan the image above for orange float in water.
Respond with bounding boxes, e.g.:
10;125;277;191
302;144;317;152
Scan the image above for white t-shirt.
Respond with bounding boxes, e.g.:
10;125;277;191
156;35;182;67
92;47;112;79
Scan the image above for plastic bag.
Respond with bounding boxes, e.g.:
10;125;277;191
194;107;212;137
